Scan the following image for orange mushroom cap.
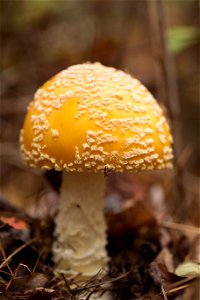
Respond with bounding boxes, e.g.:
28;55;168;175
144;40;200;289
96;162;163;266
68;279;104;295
20;62;173;172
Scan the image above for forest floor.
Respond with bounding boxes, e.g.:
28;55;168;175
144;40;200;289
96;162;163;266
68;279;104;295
0;172;199;300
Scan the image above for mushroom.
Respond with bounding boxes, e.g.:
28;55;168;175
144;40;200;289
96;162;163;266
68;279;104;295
20;63;173;279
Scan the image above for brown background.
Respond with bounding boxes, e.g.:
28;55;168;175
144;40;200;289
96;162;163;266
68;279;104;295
0;0;199;223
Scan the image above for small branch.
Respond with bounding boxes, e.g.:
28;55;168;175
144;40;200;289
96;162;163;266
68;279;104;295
147;0;187;219
161;285;168;300
0;238;36;270
0;242;14;276
147;0;182;158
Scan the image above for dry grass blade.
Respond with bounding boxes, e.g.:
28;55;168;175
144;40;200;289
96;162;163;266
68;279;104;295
166;276;197;295
159;220;200;235
167;282;192;295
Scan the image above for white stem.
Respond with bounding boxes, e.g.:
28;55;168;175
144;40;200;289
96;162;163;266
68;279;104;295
52;172;109;278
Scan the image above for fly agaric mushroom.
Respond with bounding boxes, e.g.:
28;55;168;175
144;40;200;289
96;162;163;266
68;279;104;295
20;62;173;278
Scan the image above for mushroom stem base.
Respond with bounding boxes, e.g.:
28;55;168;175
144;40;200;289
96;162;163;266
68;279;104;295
52;172;108;278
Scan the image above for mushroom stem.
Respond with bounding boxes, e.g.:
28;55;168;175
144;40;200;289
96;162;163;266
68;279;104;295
53;172;109;278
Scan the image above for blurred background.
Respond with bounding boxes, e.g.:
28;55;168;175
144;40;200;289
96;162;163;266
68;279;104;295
0;0;199;224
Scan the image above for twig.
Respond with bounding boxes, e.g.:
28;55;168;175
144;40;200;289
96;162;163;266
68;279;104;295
0;238;36;270
161;284;168;300
147;0;186;219
61;273;72;295
32;250;44;273
147;0;182;158
5;262;24;290
0;242;14;276
74;271;129;295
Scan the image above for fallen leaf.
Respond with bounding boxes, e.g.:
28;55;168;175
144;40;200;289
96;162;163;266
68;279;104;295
155;248;174;273
106;200;156;236
0;216;28;230
9;272;48;291
175;262;200;277
14;287;65;300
